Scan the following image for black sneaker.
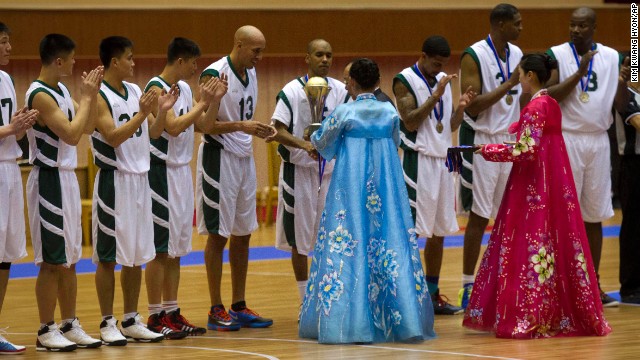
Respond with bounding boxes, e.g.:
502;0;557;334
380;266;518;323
431;289;464;315
621;292;640;304
166;308;206;336
599;289;620;308
147;311;187;340
207;305;241;331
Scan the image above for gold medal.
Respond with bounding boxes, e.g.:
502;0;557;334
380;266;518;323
505;94;513;105
579;92;590;103
436;122;444;134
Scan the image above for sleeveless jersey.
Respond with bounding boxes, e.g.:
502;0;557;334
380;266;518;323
462;39;523;134
548;42;621;133
200;55;258;158
0;70;21;161
144;77;194;166
395;68;454;158
91;81;150;174
26;80;77;170
271;75;348;168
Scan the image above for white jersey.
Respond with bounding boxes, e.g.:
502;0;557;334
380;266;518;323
271;75;348;169
462;38;523;134
0;70;21;161
395;67;453;158
26;80;77;170
145;77;194;166
548;42;620;133
200;56;258;158
91;81;150;174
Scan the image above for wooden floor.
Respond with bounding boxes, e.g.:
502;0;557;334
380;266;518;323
3;212;639;359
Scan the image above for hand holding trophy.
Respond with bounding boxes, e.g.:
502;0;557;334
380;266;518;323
303;76;331;192
303;76;331;140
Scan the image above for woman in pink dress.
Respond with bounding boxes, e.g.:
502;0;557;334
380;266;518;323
462;53;611;339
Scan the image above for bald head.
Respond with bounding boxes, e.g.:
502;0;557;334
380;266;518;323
234;25;265;44
307;39;330;54
231;25;266;70
572;7;596;24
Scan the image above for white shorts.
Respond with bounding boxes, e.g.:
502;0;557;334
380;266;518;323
0;162;27;263
196;142;258;238
403;154;459;238
27;167;82;266
92;169;156;266
563;131;614;222
471;132;512;219
149;164;193;258
275;162;331;256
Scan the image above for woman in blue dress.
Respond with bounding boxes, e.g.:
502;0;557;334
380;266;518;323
298;58;436;344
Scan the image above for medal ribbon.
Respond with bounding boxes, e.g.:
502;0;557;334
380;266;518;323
569;42;594;94
413;62;443;121
486;35;511;84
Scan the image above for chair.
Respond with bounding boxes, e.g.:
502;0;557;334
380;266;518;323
80;149;96;245
262;142;280;225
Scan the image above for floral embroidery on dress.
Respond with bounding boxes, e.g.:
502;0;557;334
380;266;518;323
317;271;345;316
575;251;589;284
328;225;357;256
326;114;339;130
531;246;555;284
526;185;545;211
366;193;382;214
562;185;576;212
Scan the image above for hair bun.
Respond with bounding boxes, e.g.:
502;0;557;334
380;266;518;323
544;54;558;71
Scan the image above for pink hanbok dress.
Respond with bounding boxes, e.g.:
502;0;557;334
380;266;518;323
462;90;611;339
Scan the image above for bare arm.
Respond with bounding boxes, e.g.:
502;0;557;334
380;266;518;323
546;50;597;103
31;67;103;145
393;76;454;132
614;57;632;113
147;85;178;139
198;73;274;138
451;86;477;131
461;54;519;118
0;106;38;140
193;76;227;134
95;90;155;148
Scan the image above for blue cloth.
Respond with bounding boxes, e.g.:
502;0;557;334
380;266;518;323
299;93;436;344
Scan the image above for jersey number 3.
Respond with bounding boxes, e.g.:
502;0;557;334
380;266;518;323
239;96;254;120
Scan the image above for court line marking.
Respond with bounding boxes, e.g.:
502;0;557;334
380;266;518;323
200;335;523;359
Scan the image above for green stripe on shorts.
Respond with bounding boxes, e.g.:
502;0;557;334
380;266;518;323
282;162;296;247
459;121;475;212
96;170;116;262
402;149;418;223
38;168;66;265
201;143;221;234
149;164;169;253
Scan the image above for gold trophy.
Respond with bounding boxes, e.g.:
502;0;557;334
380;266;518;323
303;76;331;139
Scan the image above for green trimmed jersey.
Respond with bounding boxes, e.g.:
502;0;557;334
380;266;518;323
25;80;77;169
200;55;258;158
145;77;194;166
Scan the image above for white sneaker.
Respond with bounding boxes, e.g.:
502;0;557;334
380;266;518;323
99;316;127;346
0;332;26;354
120;314;163;343
36;322;77;352
60;318;101;348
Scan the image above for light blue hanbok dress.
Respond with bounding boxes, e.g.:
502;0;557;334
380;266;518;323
298;93;436;344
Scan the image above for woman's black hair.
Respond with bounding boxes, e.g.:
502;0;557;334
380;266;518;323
348;58;380;90
520;53;558;84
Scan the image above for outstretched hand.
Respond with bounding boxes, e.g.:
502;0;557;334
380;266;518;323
9;106;38;132
459;86;477;108
578;50;598;77
158;84;179;112
80;66;104;96
433;74;457;98
620;56;631;83
139;90;158;115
